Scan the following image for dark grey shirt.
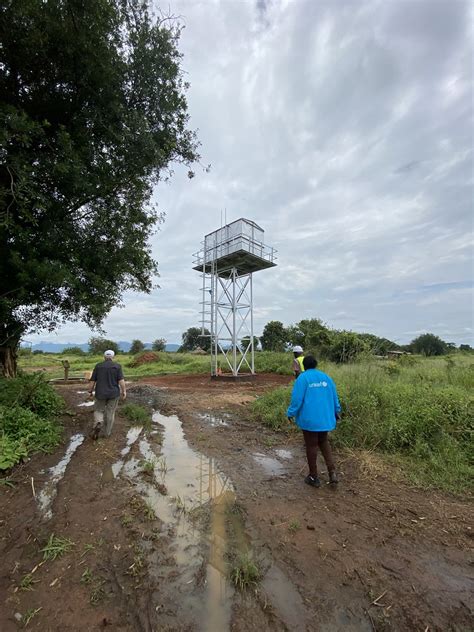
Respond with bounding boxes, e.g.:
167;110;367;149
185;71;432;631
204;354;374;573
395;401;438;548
91;360;124;400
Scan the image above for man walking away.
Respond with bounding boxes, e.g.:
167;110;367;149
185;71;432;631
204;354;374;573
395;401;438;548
88;350;126;439
292;346;305;378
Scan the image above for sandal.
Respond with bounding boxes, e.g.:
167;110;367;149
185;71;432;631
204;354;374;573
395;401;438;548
328;471;339;485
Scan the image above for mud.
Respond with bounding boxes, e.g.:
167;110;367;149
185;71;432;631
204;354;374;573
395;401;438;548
0;374;473;632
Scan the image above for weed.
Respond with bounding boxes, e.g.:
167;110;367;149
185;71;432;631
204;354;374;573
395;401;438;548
81;543;95;557
0;477;15;488
90;581;106;605
288;520;301;533
121;513;133;527
121;403;150;428
80;568;94;585
41;534;74;561
127;551;145;577
157;456;168;473
18;572;39;591
229;553;262;590
263;436;277;447
139;458;156;474
23;607;42;626
174;494;187;515
144;502;156;521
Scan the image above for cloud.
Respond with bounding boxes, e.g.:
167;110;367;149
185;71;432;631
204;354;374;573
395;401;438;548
29;0;473;347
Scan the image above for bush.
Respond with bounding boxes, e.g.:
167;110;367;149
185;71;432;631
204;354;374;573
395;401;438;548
61;347;85;355
121;403;150;426
0;375;63;470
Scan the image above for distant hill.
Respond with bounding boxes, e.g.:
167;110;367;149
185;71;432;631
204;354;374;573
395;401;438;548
26;341;179;353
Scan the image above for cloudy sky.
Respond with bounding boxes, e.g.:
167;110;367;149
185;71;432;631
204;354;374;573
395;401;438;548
31;0;473;347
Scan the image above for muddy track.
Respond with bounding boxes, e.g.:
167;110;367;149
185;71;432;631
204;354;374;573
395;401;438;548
0;376;473;631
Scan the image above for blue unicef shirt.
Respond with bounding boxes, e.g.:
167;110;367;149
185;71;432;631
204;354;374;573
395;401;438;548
287;368;341;432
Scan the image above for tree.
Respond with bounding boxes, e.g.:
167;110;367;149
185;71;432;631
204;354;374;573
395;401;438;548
260;321;288;352
61;346;85;355
287;318;332;351
130;339;145;355
88;337;119;356
179;327;211;352
410;333;447;356
0;1;200;376
152;338;166;352
459;344;473;352
241;336;260;350
327;331;368;363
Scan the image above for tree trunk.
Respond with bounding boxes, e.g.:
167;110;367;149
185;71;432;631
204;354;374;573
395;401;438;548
0;343;18;378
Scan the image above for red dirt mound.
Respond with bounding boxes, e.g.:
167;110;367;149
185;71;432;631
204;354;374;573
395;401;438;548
129;351;160;367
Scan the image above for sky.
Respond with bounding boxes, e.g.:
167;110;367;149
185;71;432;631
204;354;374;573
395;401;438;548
30;0;473;347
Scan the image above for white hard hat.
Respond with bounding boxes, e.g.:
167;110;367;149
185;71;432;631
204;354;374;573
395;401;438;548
292;345;303;353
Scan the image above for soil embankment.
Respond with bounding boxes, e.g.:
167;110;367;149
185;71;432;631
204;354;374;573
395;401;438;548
0;375;472;631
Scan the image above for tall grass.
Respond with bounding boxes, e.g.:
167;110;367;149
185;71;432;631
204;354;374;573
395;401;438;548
251;356;474;494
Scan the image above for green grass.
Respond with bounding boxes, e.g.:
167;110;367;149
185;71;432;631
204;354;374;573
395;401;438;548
229;552;262;590
0;374;63;470
41;534;75;561
251;356;474;494
121;403;150;426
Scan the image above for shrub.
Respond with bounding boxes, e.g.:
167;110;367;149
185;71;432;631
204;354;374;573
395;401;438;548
121;403;150;426
61;347;85;355
0;374;63;470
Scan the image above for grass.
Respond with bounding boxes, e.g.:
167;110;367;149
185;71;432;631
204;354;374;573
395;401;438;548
288;520;301;533
0;374;63;470
23;607;42;626
41;534;75;561
250;355;474;494
229;552;262;590
121;403;150;427
18;572;40;591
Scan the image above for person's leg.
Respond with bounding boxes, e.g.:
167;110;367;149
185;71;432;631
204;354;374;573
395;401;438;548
302;430;320;479
92;399;105;439
103;397;119;437
317;431;338;483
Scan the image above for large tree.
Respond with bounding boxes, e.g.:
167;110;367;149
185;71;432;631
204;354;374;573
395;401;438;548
0;0;199;376
260;320;288;352
410;333;447;357
179;327;211;352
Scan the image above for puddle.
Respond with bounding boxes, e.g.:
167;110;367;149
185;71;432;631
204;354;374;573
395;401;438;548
252;453;288;477
196;412;230;427
77;401;94;407
119;412;235;629
37;434;85;519
109;426;143;477
275;449;293;460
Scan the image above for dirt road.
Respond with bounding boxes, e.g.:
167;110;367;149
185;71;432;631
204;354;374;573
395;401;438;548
1;375;472;631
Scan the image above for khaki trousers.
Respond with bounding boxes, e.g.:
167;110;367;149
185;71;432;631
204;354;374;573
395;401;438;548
93;397;119;437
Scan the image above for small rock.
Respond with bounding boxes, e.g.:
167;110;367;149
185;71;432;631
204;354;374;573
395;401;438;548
306;525;315;531
14;613;22;622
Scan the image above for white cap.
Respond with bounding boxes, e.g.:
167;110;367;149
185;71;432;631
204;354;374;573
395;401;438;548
104;350;115;358
293;345;303;353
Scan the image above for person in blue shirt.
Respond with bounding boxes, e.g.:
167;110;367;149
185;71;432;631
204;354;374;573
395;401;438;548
287;355;341;488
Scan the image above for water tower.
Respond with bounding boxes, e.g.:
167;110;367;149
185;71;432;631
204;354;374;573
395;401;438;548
193;218;277;378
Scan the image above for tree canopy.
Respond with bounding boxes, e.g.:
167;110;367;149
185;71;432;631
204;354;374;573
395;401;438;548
152;338;166;352
88;337;119;355
409;333;448;356
260;321;288;352
0;0;199;376
179;327;211;352
130;339;145;355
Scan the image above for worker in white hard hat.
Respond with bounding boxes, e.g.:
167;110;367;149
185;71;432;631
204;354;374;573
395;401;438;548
292;345;305;378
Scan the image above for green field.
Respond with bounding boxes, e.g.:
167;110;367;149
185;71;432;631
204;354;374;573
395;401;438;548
251;354;474;494
12;351;474;494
